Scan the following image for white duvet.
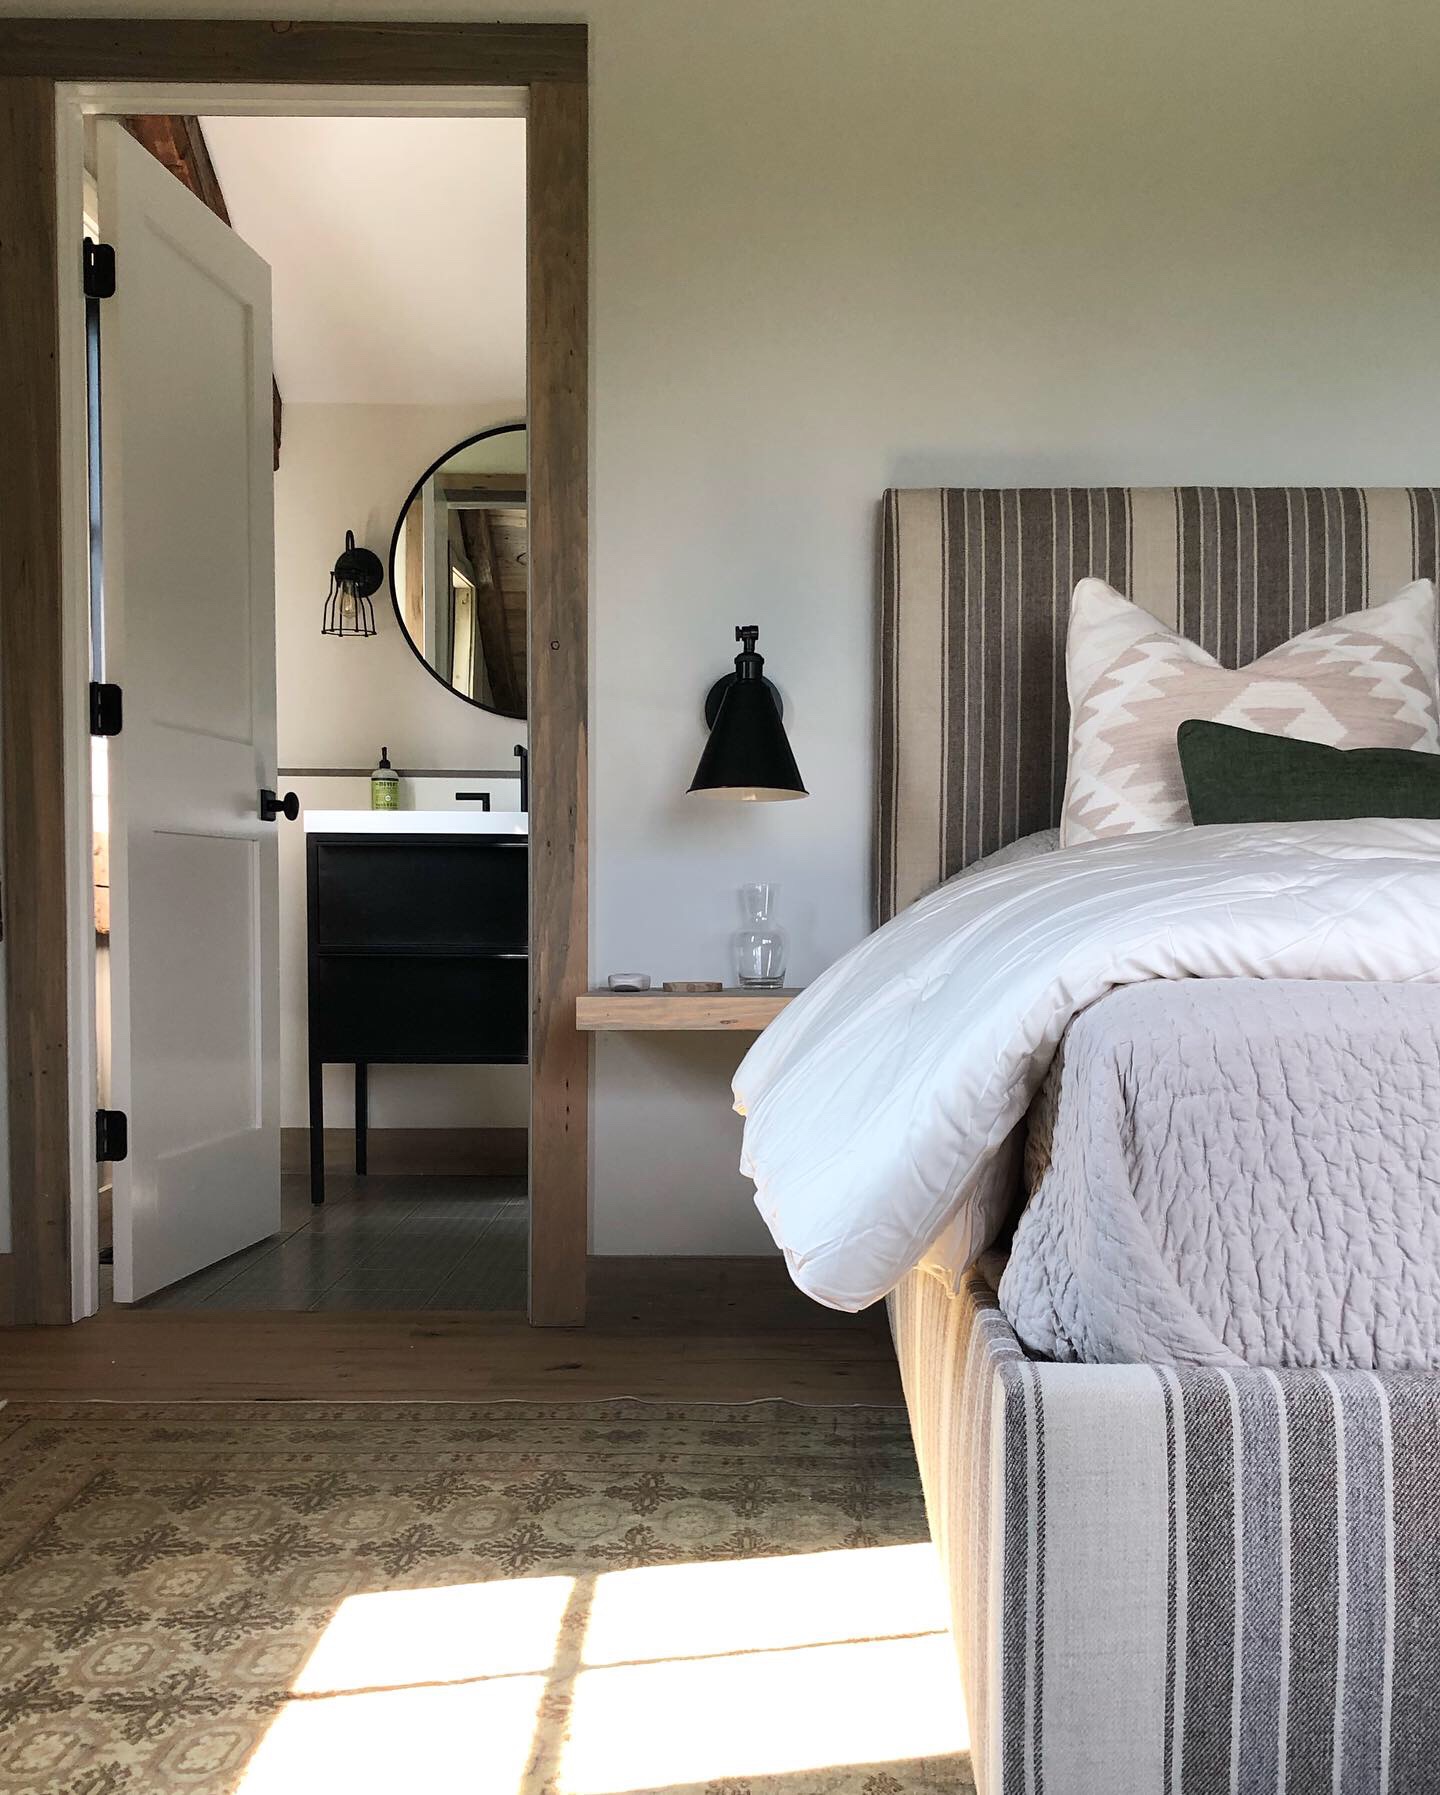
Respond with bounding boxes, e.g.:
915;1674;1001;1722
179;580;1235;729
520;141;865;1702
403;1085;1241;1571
733;820;1440;1311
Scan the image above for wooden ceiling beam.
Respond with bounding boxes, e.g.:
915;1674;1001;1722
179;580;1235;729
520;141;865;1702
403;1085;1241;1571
0;21;586;84
458;506;523;718
122;114;227;219
434;473;527;505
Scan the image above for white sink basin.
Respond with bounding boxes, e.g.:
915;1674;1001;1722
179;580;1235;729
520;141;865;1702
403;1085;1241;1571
303;808;528;835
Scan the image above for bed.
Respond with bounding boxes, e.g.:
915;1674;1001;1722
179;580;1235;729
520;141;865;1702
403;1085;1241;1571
745;488;1440;1793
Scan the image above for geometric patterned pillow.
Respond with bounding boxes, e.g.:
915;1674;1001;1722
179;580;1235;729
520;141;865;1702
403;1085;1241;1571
1060;577;1440;844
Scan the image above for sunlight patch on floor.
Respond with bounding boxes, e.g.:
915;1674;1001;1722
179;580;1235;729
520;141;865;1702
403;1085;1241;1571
580;1541;951;1662
563;1544;963;1790
237;1543;967;1794
292;1574;575;1692
238;1672;552;1794
564;1632;963;1790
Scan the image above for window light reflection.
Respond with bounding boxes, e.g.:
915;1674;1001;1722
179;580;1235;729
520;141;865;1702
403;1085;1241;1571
235;1543;967;1794
563;1632;964;1791
239;1673;550;1794
292;1575;575;1693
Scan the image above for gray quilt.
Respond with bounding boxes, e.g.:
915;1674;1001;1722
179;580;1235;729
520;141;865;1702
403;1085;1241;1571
998;979;1440;1369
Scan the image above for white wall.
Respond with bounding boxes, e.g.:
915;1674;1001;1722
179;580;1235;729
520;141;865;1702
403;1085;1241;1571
6;0;1439;1258
202;115;526;404
587;0;1440;1252
274;402;528;1129
275;401;528;771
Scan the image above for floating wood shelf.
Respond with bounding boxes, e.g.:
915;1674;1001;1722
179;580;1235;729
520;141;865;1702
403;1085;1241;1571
576;988;801;1032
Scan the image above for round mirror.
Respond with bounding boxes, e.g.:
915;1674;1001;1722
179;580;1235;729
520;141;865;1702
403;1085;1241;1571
389;422;527;716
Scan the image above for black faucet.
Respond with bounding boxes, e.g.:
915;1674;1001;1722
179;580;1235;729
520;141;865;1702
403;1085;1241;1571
514;743;529;813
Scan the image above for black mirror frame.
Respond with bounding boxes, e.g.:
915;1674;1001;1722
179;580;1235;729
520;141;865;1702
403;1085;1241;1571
387;420;528;717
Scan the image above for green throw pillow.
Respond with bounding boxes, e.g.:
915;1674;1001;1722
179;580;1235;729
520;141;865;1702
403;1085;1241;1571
1176;719;1440;825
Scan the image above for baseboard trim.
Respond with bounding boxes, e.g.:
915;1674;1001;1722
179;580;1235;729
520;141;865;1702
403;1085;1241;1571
282;1127;527;1178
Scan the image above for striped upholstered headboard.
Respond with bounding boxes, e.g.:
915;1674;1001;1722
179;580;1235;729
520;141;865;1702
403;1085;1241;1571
875;487;1440;922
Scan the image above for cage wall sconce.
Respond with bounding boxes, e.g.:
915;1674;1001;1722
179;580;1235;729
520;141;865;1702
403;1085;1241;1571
322;530;384;638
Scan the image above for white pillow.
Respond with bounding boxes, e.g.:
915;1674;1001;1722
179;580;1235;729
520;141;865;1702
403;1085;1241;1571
1060;577;1440;845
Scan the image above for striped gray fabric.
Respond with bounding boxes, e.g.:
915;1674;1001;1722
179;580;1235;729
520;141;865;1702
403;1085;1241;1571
876;487;1440;921
889;1263;1440;1795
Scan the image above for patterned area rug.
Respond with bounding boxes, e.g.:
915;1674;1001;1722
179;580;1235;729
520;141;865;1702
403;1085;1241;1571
0;1402;974;1795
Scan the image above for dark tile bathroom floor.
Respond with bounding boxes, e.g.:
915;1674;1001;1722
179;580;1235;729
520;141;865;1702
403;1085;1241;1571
104;1173;528;1313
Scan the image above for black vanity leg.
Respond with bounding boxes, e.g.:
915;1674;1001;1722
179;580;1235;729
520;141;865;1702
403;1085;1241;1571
309;1054;325;1205
355;1062;368;1176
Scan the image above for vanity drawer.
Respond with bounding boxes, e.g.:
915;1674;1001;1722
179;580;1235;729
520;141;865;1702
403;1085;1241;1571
311;953;528;1062
311;837;527;952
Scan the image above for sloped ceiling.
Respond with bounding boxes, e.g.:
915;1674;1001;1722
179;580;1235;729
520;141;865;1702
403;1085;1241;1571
201;115;525;406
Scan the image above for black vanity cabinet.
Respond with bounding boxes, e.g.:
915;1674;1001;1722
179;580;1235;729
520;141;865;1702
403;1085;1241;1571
305;829;527;1202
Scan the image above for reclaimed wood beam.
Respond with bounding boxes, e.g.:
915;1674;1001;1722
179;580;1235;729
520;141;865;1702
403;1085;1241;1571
0;21;587;85
457;507;523;717
0;76;73;1323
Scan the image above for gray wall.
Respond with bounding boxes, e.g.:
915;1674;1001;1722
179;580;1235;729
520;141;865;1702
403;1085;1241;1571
585;0;1440;1250
3;0;1437;1262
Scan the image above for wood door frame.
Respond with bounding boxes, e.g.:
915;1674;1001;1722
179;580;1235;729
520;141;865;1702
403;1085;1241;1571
0;21;590;1327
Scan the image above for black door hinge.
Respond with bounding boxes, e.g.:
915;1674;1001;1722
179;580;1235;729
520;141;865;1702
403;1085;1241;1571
90;681;123;737
83;238;116;300
96;1109;128;1164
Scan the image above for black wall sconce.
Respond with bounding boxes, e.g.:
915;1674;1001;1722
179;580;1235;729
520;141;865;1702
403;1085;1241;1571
688;625;808;801
322;530;384;638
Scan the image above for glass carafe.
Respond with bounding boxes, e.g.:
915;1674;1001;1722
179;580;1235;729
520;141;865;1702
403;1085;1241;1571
735;883;788;989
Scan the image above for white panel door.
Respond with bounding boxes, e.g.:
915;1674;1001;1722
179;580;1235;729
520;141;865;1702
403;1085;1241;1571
98;120;281;1302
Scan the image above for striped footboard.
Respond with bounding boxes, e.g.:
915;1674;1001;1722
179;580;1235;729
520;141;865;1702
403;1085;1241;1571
888;1260;1440;1795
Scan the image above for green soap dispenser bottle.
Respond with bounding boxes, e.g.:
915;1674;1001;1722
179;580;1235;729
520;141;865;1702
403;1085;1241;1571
371;746;400;811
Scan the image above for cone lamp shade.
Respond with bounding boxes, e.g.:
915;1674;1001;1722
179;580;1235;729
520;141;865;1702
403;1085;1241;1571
689;625;808;801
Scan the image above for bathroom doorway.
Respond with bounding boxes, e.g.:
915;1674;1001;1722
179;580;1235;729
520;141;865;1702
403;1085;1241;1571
92;114;533;1315
0;26;588;1329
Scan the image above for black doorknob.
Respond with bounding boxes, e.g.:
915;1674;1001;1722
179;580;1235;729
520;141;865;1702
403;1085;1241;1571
260;788;300;822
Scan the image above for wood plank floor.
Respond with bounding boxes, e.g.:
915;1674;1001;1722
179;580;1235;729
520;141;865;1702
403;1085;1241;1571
0;1257;901;1404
